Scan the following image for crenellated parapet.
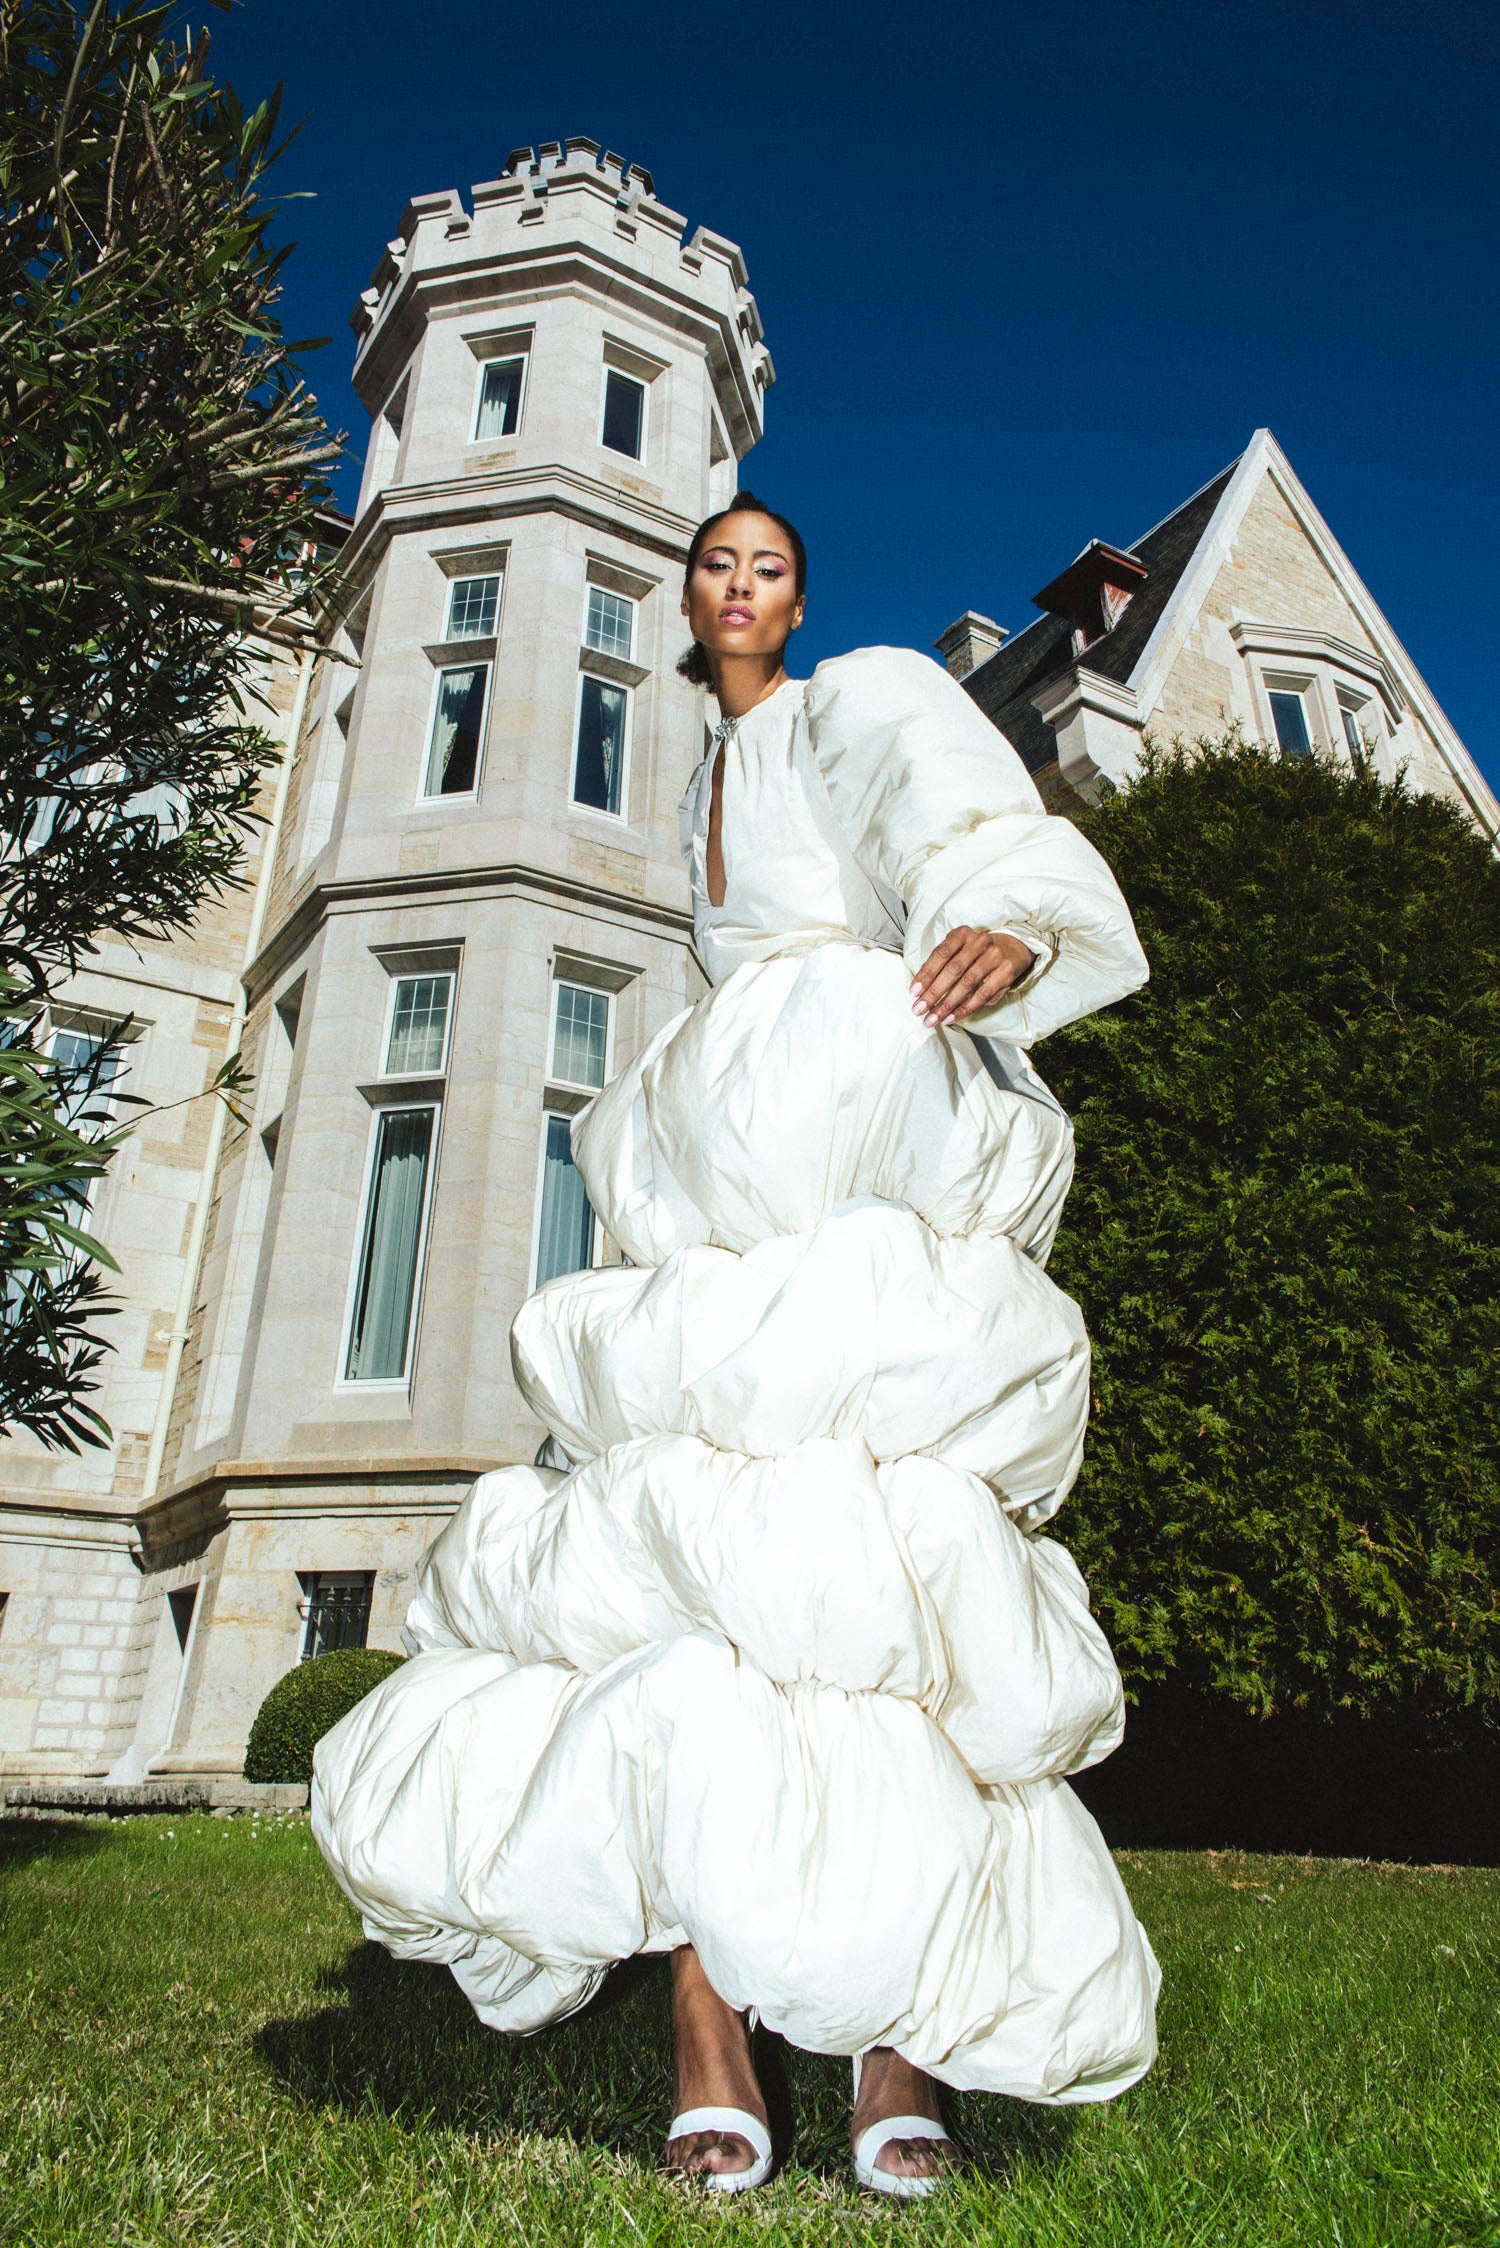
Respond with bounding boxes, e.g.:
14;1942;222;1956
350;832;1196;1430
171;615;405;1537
349;137;773;464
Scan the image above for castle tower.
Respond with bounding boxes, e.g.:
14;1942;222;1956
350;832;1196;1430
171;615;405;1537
115;143;774;1781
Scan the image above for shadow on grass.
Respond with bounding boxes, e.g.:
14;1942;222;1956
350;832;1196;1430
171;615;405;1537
256;1939;1077;2182
0;1815;115;1873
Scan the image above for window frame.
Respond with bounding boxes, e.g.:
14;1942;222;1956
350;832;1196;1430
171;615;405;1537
529;1108;602;1290
1337;694;1379;762
381;970;455;1080
337;1096;442;1389
420;658;492;801
298;1570;375;1662
548;978;613;1093
1263;678;1317;759
570;668;632;820
469;353;529;445
583;583;636;664
598;366;648;462
445;572;503;643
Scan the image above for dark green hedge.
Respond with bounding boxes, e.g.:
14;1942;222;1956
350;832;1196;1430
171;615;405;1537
243;1648;405;1784
1045;734;1500;1725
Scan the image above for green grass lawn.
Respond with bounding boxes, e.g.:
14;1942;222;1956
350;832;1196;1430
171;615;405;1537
0;1814;1495;2247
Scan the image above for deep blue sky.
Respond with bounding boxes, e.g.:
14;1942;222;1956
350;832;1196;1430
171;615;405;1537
208;0;1499;785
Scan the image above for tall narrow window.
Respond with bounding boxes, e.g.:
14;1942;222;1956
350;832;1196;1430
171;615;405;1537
300;1572;373;1660
447;574;500;640
474;357;524;440
49;1027;122;1226
386;975;452;1075
573;675;627;814
535;1113;596;1286
1269;689;1313;758
551;982;609;1090
1340;703;1372;760
424;664;487;796
345;1105;435;1380
601;370;645;460
584;586;634;661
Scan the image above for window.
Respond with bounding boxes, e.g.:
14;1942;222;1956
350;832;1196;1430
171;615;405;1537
424;664;488;796
473;357;525;441
1340;703;1374;760
584;586;634;662
344;1105;436;1381
49;1026;123;1224
1268;689;1313;758
300;1571;373;1660
167;1586;196;1657
551;982;609;1091
601;369;645;460
573;674;628;814
447;575;500;640
386;975;452;1075
535;1113;596;1286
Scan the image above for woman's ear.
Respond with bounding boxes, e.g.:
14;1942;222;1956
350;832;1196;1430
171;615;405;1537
680;590;690;618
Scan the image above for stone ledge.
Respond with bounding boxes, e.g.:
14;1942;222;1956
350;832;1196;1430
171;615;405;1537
2;1777;308;1818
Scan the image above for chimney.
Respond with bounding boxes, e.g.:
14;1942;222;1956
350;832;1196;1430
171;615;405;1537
1032;542;1148;655
933;611;1007;681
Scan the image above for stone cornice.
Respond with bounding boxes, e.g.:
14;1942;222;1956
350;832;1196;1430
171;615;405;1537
1227;619;1404;718
356;244;766;449
244;861;695;1004
132;1453;497;1563
335;459;699;600
1032;668;1142;731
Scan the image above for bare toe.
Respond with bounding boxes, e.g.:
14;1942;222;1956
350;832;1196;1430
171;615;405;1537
665;2128;756;2179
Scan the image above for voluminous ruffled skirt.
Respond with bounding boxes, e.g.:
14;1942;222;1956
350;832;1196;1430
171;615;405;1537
312;942;1160;2100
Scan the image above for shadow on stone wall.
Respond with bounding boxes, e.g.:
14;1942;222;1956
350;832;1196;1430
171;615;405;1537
1074;1689;1500;1865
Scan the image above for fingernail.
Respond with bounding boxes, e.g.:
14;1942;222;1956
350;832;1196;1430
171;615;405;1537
923;1009;939;1026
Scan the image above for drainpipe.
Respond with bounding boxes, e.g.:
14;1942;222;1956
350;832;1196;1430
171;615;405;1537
139;644;315;1505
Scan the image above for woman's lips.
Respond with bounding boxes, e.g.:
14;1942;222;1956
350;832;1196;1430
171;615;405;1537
719;607;755;623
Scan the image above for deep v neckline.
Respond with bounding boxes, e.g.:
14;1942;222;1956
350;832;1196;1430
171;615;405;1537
704;722;734;909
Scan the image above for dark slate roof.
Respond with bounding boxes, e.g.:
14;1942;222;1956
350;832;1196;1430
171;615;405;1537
963;459;1239;772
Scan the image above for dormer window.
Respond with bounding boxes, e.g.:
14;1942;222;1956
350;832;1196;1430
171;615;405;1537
1033;541;1149;653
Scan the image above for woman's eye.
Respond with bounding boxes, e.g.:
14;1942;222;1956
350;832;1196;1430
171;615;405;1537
757;567;785;580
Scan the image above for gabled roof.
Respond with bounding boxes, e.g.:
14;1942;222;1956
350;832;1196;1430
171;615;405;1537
962;430;1496;837
963;461;1237;772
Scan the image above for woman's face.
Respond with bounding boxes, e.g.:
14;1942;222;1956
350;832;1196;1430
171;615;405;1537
681;512;804;664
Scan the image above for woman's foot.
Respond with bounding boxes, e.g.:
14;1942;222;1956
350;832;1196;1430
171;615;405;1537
663;1945;769;2183
852;2045;957;2186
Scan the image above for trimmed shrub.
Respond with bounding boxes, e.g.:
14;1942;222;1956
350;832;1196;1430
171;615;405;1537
1045;733;1500;1726
243;1648;405;1784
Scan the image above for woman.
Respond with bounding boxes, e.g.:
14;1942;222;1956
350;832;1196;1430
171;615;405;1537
313;492;1160;2199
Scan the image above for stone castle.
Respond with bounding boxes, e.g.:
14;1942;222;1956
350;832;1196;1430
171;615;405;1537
1;140;1493;1801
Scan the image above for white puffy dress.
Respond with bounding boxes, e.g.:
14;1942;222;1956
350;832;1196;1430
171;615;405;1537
312;647;1161;2103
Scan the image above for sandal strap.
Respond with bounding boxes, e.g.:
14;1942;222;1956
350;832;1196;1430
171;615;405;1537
666;2108;772;2165
853;2114;952;2175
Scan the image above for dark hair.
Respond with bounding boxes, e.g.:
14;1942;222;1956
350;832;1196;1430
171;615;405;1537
676;490;807;686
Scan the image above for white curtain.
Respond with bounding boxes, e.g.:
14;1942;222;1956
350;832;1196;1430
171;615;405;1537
347;1108;434;1380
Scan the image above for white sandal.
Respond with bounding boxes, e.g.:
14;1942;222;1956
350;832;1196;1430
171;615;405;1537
664;2106;773;2193
851;2053;955;2200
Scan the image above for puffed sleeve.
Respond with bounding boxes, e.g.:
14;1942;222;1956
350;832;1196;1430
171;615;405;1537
804;646;1148;1043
